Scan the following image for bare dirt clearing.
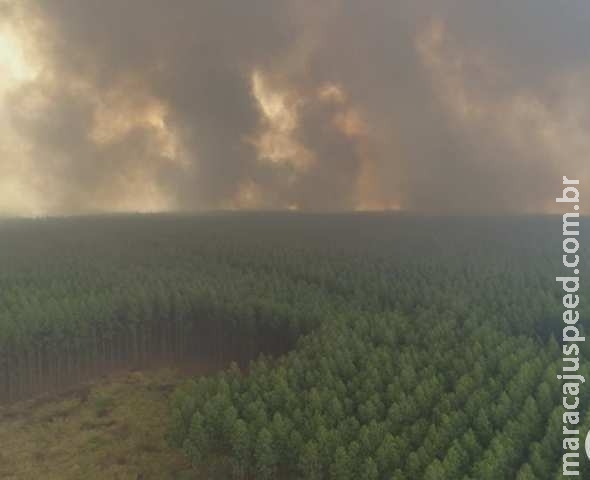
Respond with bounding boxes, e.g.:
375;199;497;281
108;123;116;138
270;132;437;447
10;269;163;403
0;368;195;480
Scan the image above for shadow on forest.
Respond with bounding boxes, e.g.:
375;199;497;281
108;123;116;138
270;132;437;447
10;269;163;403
0;319;294;405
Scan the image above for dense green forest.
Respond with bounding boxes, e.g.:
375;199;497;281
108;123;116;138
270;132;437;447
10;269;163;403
0;213;588;479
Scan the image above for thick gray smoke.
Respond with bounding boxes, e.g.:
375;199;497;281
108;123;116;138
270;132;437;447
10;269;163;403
1;0;589;214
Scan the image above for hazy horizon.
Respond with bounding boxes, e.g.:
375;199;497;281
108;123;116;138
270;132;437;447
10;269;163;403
1;210;585;223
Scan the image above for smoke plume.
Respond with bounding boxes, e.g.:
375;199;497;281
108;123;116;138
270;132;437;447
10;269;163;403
0;0;588;215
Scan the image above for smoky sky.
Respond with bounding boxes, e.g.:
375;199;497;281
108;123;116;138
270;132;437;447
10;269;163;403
0;0;588;215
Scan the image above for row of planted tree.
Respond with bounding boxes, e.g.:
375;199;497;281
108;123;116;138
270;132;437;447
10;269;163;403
169;308;590;479
0;282;308;402
1;213;589;477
